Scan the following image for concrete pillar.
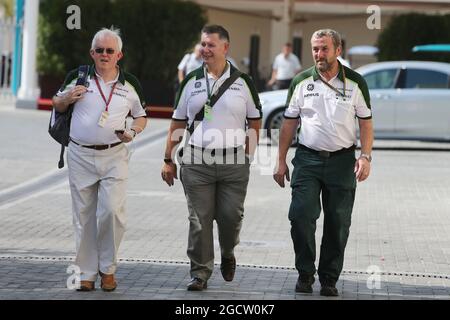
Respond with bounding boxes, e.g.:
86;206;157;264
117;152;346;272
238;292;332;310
16;0;40;109
269;0;294;62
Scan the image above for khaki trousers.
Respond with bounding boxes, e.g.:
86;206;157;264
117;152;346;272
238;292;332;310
68;141;128;281
180;157;250;281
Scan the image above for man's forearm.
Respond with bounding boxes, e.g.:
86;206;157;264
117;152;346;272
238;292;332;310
359;119;374;154
131;117;147;134
164;120;186;159
178;70;184;83
268;70;277;84
278;118;299;161
245;119;261;156
52;95;71;113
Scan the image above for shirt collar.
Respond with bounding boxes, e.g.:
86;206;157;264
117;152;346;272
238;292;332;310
312;60;344;82
206;61;231;81
89;64;125;85
195;60;236;80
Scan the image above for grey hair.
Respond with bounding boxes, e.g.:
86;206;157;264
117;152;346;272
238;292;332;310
311;29;342;50
91;27;123;52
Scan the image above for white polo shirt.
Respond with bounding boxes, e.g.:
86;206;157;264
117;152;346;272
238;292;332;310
284;63;372;152
273;53;301;80
56;66;147;145
172;62;262;149
178;52;203;75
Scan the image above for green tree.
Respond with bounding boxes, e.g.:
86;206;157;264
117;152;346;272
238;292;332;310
0;0;13;17
38;0;206;103
377;13;450;63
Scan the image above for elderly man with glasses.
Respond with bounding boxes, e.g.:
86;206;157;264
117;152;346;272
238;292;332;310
52;27;147;292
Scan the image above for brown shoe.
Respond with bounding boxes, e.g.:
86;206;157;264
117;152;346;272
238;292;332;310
76;280;95;292
220;255;236;282
99;271;117;292
187;278;207;291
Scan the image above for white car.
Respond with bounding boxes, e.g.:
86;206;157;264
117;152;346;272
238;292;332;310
259;61;450;143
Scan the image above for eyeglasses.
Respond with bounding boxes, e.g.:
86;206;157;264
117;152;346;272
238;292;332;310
94;47;115;54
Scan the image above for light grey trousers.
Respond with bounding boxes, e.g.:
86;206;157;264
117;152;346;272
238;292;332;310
180;161;250;281
68;141;129;281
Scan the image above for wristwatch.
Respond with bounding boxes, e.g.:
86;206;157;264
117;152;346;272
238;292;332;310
130;128;137;138
359;153;372;162
163;158;173;164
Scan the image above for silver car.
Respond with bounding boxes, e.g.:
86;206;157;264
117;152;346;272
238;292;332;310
260;61;450;142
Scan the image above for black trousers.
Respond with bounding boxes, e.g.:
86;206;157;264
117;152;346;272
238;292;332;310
288;146;356;283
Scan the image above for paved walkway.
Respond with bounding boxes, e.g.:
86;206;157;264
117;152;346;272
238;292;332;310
0;106;449;302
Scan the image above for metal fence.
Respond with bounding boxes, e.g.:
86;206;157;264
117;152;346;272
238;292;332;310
0;18;14;99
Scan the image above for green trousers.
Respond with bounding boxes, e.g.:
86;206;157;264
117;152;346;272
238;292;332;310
288;147;356;283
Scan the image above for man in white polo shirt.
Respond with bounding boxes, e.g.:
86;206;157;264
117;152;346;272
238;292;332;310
52;27;147;292
273;29;373;297
177;43;203;83
161;25;262;291
267;42;301;90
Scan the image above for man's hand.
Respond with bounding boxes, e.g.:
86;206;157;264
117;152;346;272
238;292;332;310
354;157;371;182
116;130;135;143
65;85;87;105
273;160;290;188
161;162;178;186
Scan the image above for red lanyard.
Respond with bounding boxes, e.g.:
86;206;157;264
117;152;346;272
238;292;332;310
94;75;117;112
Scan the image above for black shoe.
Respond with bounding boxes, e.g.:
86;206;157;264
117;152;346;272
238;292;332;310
187;278;207;291
220;255;236;282
320;279;339;296
295;274;315;293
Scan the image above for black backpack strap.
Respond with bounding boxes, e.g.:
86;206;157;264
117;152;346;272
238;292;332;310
56;64;89;169
58;145;66;169
76;65;90;86
187;69;242;135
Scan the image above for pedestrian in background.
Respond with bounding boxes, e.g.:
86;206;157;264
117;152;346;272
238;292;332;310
177;43;203;83
267;42;301;90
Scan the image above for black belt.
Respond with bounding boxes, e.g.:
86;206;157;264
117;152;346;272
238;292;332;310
190;145;241;156
298;144;355;158
70;138;122;150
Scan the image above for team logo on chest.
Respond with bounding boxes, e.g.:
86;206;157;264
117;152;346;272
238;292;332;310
307;84;314;91
195;81;202;88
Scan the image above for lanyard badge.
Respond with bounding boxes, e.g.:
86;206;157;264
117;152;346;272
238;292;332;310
98;111;109;127
203;66;220;122
94;74;117;127
202;63;229;122
203;100;213;121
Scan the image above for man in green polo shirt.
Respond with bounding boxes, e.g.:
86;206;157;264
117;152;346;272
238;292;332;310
273;29;374;297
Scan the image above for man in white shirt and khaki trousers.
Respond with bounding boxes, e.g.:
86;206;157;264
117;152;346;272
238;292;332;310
274;29;373;297
161;25;262;291
52;27;147;292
